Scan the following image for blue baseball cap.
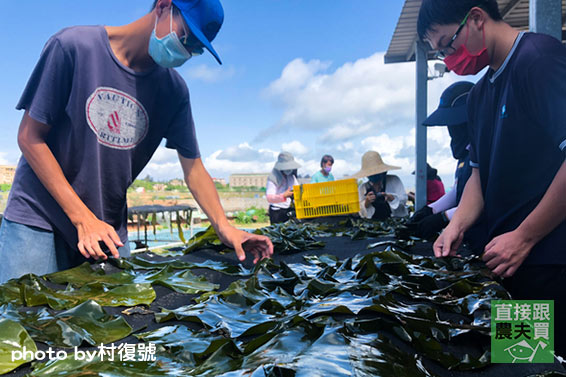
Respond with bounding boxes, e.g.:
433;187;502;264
423;81;474;127
172;0;224;64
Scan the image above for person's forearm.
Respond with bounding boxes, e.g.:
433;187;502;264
445;207;457;221
181;156;229;231
18;112;94;226
516;160;566;244
429;185;457;213
449;168;484;232
267;194;286;203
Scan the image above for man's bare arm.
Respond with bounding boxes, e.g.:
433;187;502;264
17;111;123;259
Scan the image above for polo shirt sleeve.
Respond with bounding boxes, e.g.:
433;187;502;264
164;98;201;159
16;36;72;127
525;53;566;154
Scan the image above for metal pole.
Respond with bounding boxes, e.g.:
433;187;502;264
530;0;562;41
415;40;428;211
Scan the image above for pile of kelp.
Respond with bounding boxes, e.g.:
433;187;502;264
0;219;563;376
183;218;418;255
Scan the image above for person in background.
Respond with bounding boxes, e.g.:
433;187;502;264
310;154;335;183
411;82;480;242
419;0;566;356
425;163;445;203
266;152;300;224
408;162;445;204
353;151;408;220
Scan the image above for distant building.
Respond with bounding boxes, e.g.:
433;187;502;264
229;173;269;188
168;179;184;186
152;184;166;191
0;166;16;185
212;177;227;186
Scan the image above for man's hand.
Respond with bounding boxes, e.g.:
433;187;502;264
179;156;274;264
217;224;274;264
433;222;464;257
18;111;124;261
75;215;123;260
482;230;535;278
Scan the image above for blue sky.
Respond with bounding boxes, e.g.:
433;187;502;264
0;1;478;190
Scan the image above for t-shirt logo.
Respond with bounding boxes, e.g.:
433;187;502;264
86;87;149;150
500;104;508;119
107;111;121;134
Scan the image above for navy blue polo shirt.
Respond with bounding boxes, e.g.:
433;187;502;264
468;32;566;265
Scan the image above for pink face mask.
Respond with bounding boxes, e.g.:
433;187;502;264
444;25;490;76
324;166;332;173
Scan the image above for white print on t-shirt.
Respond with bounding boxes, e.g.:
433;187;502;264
86;87;149;150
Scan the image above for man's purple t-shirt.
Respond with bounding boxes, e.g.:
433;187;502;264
5;25;200;250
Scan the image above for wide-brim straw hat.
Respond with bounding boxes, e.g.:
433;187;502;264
273;151;301;170
351;151;400;178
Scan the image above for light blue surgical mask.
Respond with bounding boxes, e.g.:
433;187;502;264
148;7;192;68
282;170;293;175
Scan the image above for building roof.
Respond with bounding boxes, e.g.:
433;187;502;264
384;0;565;64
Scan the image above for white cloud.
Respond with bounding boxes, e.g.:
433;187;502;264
149;146;178;164
138;161;184;182
203;144;335;179
336;141;354;152
183;64;236;83
137;132;457;193
137;53;472;192
204;148;276;176
321;120;376;142
0;153;11;165
262;53;463;141
281;140;309;156
136;146;183;181
216;142;276;163
253;53;475;189
267;58;331;96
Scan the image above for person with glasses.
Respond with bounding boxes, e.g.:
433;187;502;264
418;0;566;357
0;0;274;283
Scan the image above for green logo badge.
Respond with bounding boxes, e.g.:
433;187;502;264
491;300;554;363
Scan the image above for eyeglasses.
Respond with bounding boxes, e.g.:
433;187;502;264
179;20;205;56
435;10;471;59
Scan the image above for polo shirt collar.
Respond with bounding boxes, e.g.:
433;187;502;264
489;31;525;83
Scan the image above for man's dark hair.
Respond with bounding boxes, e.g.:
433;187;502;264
417;0;502;40
151;0;158;10
320;154;334;167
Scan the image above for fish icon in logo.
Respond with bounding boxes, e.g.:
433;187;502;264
504;340;547;363
107;111;121;134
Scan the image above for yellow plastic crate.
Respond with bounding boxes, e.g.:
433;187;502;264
293;178;360;219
